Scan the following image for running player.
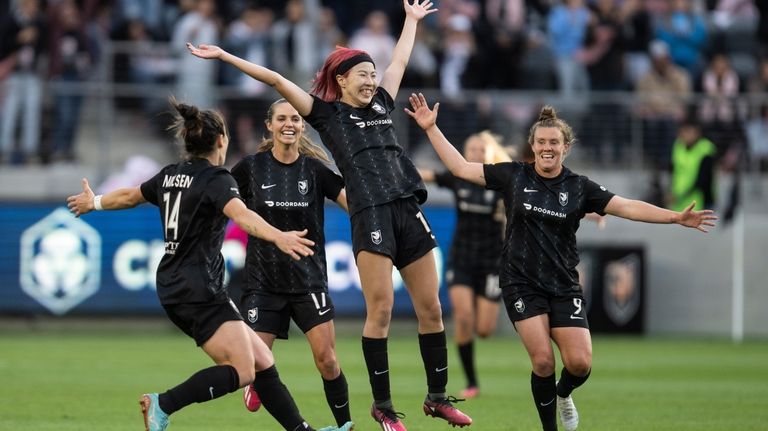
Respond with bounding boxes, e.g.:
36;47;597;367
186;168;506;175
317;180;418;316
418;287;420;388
232;98;352;428
66;99;351;431
187;1;473;429
406;93;717;431
419;131;508;399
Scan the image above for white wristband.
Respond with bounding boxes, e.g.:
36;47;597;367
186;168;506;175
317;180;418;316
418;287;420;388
93;195;104;211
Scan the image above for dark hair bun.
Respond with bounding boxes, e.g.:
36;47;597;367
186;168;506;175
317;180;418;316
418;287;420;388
538;105;557;122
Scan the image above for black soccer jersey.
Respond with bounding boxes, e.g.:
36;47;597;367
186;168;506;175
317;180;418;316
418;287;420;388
230;151;344;294
434;171;504;271
140;158;242;305
483;162;615;296
303;88;427;216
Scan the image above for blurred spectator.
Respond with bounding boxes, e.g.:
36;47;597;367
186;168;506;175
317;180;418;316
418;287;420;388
125;19;176;115
518;28;557;90
402;24;438;89
635;40;692;167
547;0;591;97
270;0;319;88
669;118;717;211
316;7;346;61
49;0;93;163
620;0;654;86
757;0;768;58
699;53;746;157
222;5;274;159
584;0;625;91
171;0;219;108
117;0;164;37
97;154;160;193
655;0;708;78
478;0;526;89
0;0;45;165
745;104;768;171
438;14;482;98
348;10;396;80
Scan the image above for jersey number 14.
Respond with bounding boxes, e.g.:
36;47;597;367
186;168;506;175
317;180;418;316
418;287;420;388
163;191;182;240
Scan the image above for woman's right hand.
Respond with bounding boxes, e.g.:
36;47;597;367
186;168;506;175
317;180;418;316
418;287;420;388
275;229;315;261
186;43;224;60
404;92;439;131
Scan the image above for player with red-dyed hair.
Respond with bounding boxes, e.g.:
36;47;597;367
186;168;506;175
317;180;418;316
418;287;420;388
188;1;474;430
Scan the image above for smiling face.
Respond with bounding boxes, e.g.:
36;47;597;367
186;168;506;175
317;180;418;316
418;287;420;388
531;126;569;177
337;62;377;107
463;136;486;163
266;101;304;148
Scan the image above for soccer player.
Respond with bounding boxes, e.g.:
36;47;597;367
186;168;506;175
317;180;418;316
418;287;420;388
406;93;717;431
187;1;473;429
231;98;352;428
418;131;508;399
66;99;351;431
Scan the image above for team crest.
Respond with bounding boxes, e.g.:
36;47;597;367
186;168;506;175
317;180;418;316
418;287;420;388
298;180;308;195
514;298;525;314
247;307;258;323
370;230;382;245
372;103;386;114
559;192;569;206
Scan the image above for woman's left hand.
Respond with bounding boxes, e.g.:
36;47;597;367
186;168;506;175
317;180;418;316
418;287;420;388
404;0;437;21
678;202;718;233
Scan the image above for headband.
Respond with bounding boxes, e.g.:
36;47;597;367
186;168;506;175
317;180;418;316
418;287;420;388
336;54;375;76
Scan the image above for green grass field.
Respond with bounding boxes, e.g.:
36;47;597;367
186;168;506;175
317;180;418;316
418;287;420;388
1;320;766;431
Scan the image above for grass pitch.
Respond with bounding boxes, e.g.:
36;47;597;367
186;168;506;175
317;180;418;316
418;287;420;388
0;319;766;430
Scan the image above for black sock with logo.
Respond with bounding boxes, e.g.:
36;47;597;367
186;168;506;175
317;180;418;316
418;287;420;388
254;365;310;431
530;372;557;431
419;331;448;400
159;365;239;415
457;340;477;388
557;367;591;398
323;370;351;426
362;337;391;407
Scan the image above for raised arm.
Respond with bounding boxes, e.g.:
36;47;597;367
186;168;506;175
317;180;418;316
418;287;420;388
405;93;485;185
187;43;314;116
604;196;717;233
379;0;437;98
223;198;315;260
67;178;146;217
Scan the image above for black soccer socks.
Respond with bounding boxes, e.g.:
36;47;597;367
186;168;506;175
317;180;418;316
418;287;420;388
557;367;591;398
159;364;239;414
457;340;477;388
362;336;392;408
531;371;557;431
323;370;351;426
254;365;309;431
419;331;448;399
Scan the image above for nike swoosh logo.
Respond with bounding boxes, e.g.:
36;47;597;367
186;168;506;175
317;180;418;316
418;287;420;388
334;401;349;408
435;366;448;372
318;308;331;316
350;114;362;120
209;386;215;399
570;315;584;320
524;187;539;193
374;369;389;375
540;398;555;407
261;184;276;189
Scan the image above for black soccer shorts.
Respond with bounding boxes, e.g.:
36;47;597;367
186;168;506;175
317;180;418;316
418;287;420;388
241;291;335;339
163;299;244;346
502;287;589;329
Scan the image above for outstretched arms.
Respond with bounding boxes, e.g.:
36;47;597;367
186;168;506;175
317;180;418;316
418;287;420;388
187;43;314;116
380;0;437;98
405;93;486;185
604;196;717;233
67;178;146;217
223;198;315;260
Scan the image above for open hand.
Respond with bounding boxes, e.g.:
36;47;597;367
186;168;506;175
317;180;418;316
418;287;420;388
404;0;437;21
404;92;439;130
678;202;718;233
186;43;224;60
66;178;95;217
275;229;315;261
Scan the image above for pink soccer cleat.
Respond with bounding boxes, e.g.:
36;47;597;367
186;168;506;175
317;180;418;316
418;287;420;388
243;384;261;412
423;396;473;427
371;404;407;431
460;386;479;399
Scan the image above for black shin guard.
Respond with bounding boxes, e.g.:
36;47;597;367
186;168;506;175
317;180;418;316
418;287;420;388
323;370;351;426
362;337;391;406
457;340;477;388
557;367;591;398
419;331;448;399
159;365;239;415
254;365;310;431
530;372;557;431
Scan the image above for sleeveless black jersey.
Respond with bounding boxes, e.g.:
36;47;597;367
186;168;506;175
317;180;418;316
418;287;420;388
434;171;504;271
303;88;427;216
483;162;615;296
140;158;242;305
230;151;344;294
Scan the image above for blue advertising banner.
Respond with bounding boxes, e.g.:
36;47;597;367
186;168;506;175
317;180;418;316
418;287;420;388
0;204;453;317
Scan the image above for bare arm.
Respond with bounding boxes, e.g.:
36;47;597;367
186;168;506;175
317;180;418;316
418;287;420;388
405;93;485;185
335;189;349;213
223;198;315;260
379;0;437;98
604;196;717;233
418;168;436;183
67;178;146;217
187;43;314;116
